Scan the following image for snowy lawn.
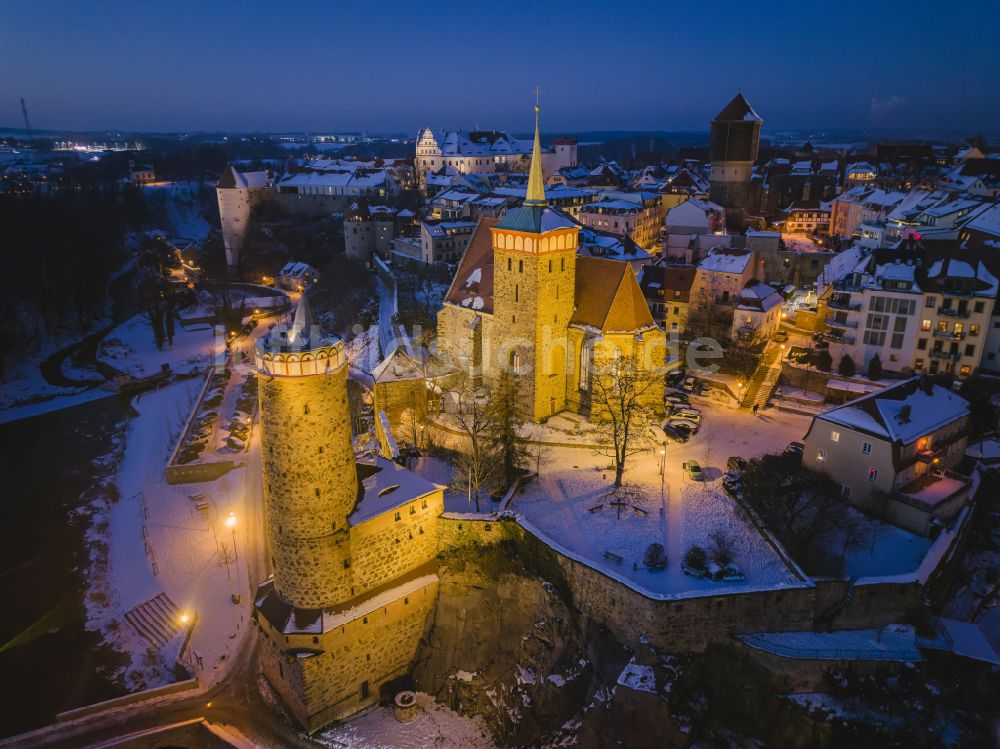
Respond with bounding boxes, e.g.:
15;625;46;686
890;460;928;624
315;692;495;749
98;314;219;378
841;514;933;579
509;404;814;596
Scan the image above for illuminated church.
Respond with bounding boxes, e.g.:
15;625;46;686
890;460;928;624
436;103;665;421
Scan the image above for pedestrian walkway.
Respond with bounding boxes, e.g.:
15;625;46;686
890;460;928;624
741;343;783;411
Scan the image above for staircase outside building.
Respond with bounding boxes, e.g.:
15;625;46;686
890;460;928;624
124;592;183;648
741;343;783;410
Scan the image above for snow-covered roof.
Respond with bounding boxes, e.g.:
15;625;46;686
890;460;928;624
817;378;969;445
698;249;753;274
350;456;442;525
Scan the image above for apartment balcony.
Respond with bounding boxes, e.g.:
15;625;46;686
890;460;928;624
929;349;958;361
932;329;965;340
825;316;858;329
823;332;855;345
939;308;971;319
827;297;861;311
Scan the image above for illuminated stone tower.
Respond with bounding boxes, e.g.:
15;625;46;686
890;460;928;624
491;100;580;419
253;298;444;732
256;297;356;608
709;93;762;211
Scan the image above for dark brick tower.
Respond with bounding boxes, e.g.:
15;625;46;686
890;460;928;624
709;93;762;211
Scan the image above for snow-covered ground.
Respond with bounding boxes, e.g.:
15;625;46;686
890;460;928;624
98;314;220;379
840;516;933;578
509;404;815;597
85;377;258;692
315;692;495;749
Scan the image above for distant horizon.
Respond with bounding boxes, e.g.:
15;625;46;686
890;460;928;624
2;0;997;135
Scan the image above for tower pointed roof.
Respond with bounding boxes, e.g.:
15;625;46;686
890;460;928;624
714;93;762;122
288;295;313;345
524;99;547;208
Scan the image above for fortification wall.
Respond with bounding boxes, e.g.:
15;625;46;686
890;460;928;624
437;516;930;654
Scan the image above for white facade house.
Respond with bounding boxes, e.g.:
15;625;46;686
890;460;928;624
802;378;971;535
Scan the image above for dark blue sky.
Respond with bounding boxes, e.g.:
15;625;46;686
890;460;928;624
2;0;997;135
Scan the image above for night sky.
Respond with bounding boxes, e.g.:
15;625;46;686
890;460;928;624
2;0;997;135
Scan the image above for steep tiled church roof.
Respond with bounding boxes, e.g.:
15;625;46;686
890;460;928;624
443;217;498;313
571;256;655;332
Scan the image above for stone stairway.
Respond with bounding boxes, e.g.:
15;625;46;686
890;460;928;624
741;344;783;410
123;592;183;648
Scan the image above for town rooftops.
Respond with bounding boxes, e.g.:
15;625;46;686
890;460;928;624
639;264;696;302
698;248;754;274
812;377;969;445
737;282;783;312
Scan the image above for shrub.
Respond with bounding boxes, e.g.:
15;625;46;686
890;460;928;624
683;545;707;570
867;353;883;380
643;542;667;570
837;354;856;377
814;349;833;371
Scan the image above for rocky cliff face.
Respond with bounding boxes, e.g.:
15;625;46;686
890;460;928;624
411;540;708;748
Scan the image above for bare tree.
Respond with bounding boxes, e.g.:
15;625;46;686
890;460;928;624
450;376;501;512
590;353;659;487
488;368;530;490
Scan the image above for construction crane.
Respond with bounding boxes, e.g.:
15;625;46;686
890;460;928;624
20;97;33;142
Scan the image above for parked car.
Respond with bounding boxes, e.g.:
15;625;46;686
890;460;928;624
663;424;690;443
665;368;686;387
681;376;697;392
664;392;689;406
784;441;804;455
668;408;702;423
773;330;789;343
668;418;700;434
727;456;747;472
682;460;705;481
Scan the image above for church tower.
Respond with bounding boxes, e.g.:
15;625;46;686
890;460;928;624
709;93;762;212
491;100;580;419
255;297;357;609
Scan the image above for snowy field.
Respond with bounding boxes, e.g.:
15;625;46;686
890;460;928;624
315;692;495;749
507;404;816;596
98;314;219;378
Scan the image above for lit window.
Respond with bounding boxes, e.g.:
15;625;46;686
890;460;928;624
862;442;872;455
921;319;931;331
830;431;840;443
868;467;878;482
817;449;827;462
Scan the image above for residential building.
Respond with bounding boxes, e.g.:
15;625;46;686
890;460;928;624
578;191;663;250
420;219;476;264
665;197;726;236
276;260;318;292
783;200;831;234
802;378;971;535
733;282;784;341
343;200;399;260
639;263;696;334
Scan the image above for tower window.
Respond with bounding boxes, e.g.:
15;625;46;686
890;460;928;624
318;446;324;454
548;259;552;272
519;259;523;273
394;511;401;521
343;558;351;569
315;488;321;497
508;257;512;271
303;404;310;415
561;258;565;271
515;284;519;302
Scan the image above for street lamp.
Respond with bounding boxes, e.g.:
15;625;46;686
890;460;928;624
179;612;190;625
226;512;238;564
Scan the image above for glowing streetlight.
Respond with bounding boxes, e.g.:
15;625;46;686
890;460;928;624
226;512;238;564
180;612;190;625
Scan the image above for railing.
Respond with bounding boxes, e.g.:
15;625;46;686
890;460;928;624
929;349;958;361
827;298;861;311
825;316;858;329
932;329;965;340
939;308;971;319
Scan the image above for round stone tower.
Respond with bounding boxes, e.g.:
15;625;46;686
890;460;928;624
256;297;357;609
